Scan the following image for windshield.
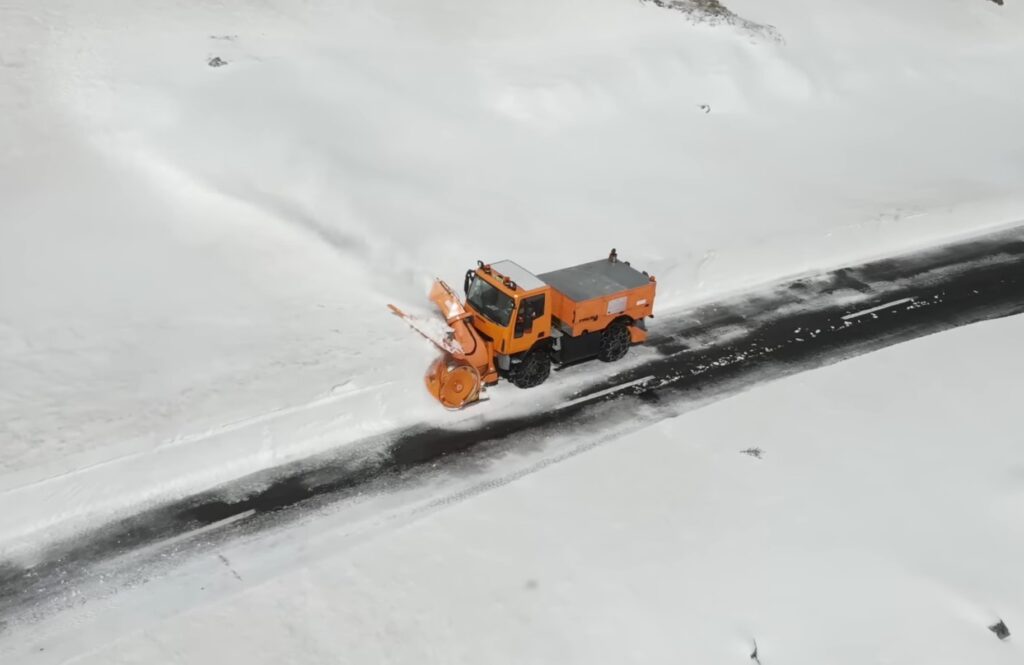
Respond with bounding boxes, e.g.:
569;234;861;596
466;275;515;327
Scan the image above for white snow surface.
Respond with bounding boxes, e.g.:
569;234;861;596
8;307;1024;665
3;0;1024;550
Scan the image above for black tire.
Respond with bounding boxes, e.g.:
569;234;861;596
509;349;551;389
598;321;631;362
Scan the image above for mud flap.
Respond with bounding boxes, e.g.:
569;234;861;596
628;324;648;344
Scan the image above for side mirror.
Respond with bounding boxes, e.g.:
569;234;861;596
464;270;475;295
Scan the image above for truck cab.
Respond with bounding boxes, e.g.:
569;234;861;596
464;260;552;359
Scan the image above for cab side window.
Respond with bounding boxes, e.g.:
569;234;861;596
515;295;546;338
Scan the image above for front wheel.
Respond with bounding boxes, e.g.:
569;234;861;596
509;350;551;389
598;321;631;362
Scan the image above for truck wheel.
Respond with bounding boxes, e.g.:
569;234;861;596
509;350;551;389
598;321;631;362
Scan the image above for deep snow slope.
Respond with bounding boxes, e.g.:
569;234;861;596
11;305;1024;665
2;0;1024;534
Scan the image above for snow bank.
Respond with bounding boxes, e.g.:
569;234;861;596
2;0;1024;541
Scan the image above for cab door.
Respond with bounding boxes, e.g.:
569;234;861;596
509;292;551;355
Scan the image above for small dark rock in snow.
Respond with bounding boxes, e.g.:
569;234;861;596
208;56;228;68
750;639;761;664
699;104;711;114
988;0;1004;6
989;619;1011;640
643;0;733;19
741;447;764;459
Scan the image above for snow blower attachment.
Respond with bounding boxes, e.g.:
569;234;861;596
422;280;500;408
388;280;498;409
389;250;657;409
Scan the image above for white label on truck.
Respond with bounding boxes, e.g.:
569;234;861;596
636;299;648;307
607;296;627;315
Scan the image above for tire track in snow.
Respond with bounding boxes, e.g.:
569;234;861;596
2;224;1024;621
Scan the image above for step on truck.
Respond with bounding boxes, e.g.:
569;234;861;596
390;249;657;409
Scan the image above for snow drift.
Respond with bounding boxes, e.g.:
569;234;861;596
2;0;1024;549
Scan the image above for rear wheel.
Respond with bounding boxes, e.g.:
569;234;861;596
598;321;631;362
509;349;551;389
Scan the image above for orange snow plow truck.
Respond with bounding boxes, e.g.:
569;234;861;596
390;249;656;409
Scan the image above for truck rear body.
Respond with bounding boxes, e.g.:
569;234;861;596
538;258;655;337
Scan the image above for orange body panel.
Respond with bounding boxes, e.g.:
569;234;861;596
548;280;656;337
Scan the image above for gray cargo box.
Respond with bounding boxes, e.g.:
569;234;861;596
538;259;650;303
